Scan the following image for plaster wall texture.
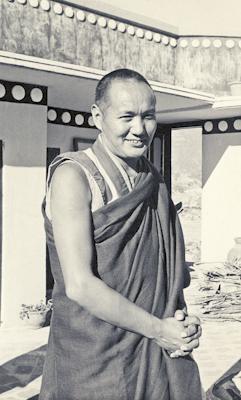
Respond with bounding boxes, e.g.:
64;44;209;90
201;133;241;262
0;101;47;327
0;0;175;85
2;0;241;95
175;41;241;95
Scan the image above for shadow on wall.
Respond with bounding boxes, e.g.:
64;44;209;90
0;345;46;396
207;358;241;399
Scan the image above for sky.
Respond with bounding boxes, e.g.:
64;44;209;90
97;0;241;36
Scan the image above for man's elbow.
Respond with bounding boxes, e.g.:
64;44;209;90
65;277;96;308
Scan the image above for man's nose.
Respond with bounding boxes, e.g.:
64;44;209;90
131;116;145;135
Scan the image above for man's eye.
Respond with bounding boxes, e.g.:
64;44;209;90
120;116;133;121
144;114;156;120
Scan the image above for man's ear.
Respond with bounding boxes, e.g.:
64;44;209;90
91;104;103;131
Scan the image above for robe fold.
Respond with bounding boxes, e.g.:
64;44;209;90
39;138;202;400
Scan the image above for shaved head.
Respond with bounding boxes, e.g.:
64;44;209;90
95;68;155;109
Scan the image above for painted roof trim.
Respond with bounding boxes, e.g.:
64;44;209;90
0;51;215;105
150;81;214;102
213;96;241;109
59;0;179;36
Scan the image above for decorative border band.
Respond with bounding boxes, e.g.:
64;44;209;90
0;80;47;105
47;107;95;128
47;107;166;130
159;118;241;134
178;37;241;49
7;0;177;47
6;0;241;50
203;117;241;134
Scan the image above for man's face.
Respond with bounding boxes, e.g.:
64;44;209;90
93;79;157;160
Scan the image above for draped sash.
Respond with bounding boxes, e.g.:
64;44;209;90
40;138;202;400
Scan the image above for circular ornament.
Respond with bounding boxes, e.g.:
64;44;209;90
136;28;144;38
12;85;25;101
145;31;153;41
117;22;126;33
204;121;213;133
40;0;50;11
233;119;241;131
233;119;241;130
62;112;72;124
30;88;43;103
218;120;228;132
213;39;222;48
88;116;95;127
226;39;235;49
53;3;63;14
87;13;96;24
108;19;117;30
179;39;188;48
202;38;211;48
0;83;6;98
76;10;85;21
153;33;161;43
29;0;39;8
64;6;74;18
48;109;57;122
98;16;107;28
170;37;177;47
192;39;200;48
75;114;84;126
162;35;169;45
127;25;135;36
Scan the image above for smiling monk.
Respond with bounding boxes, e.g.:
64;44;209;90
40;69;203;400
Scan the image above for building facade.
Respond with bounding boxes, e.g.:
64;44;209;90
0;0;241;326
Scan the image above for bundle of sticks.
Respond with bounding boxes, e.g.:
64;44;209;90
193;262;241;322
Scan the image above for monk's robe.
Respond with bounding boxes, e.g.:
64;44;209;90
39;137;202;400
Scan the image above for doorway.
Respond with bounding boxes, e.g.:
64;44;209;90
171;127;202;263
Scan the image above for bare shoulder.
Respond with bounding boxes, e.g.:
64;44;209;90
50;162;91;210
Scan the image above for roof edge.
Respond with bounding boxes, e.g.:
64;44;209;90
59;0;179;36
0;51;214;103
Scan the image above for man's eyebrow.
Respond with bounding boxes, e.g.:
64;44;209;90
118;111;135;115
142;108;156;114
119;108;156;114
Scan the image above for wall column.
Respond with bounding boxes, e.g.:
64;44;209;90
201;119;241;262
0;80;47;327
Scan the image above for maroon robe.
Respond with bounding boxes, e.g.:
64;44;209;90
39;138;202;400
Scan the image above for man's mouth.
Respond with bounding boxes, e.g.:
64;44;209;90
125;139;146;145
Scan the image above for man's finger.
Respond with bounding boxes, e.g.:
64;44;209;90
182;325;202;341
170;349;191;358
187;326;202;341
181;339;200;352
183;315;201;327
181;324;197;338
174;309;186;321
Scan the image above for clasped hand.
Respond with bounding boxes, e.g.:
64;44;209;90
153;310;202;359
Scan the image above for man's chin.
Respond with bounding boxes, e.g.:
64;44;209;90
123;144;148;157
128;148;147;158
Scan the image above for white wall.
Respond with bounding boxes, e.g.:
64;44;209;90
47;125;98;153
0;102;47;327
201;132;241;262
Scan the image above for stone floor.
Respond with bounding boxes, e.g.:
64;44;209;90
0;263;241;399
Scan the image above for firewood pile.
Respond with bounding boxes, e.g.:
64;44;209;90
193;262;241;322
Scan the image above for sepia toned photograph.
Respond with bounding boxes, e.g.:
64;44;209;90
0;0;241;399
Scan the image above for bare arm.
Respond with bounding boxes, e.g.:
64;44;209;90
50;163;200;353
